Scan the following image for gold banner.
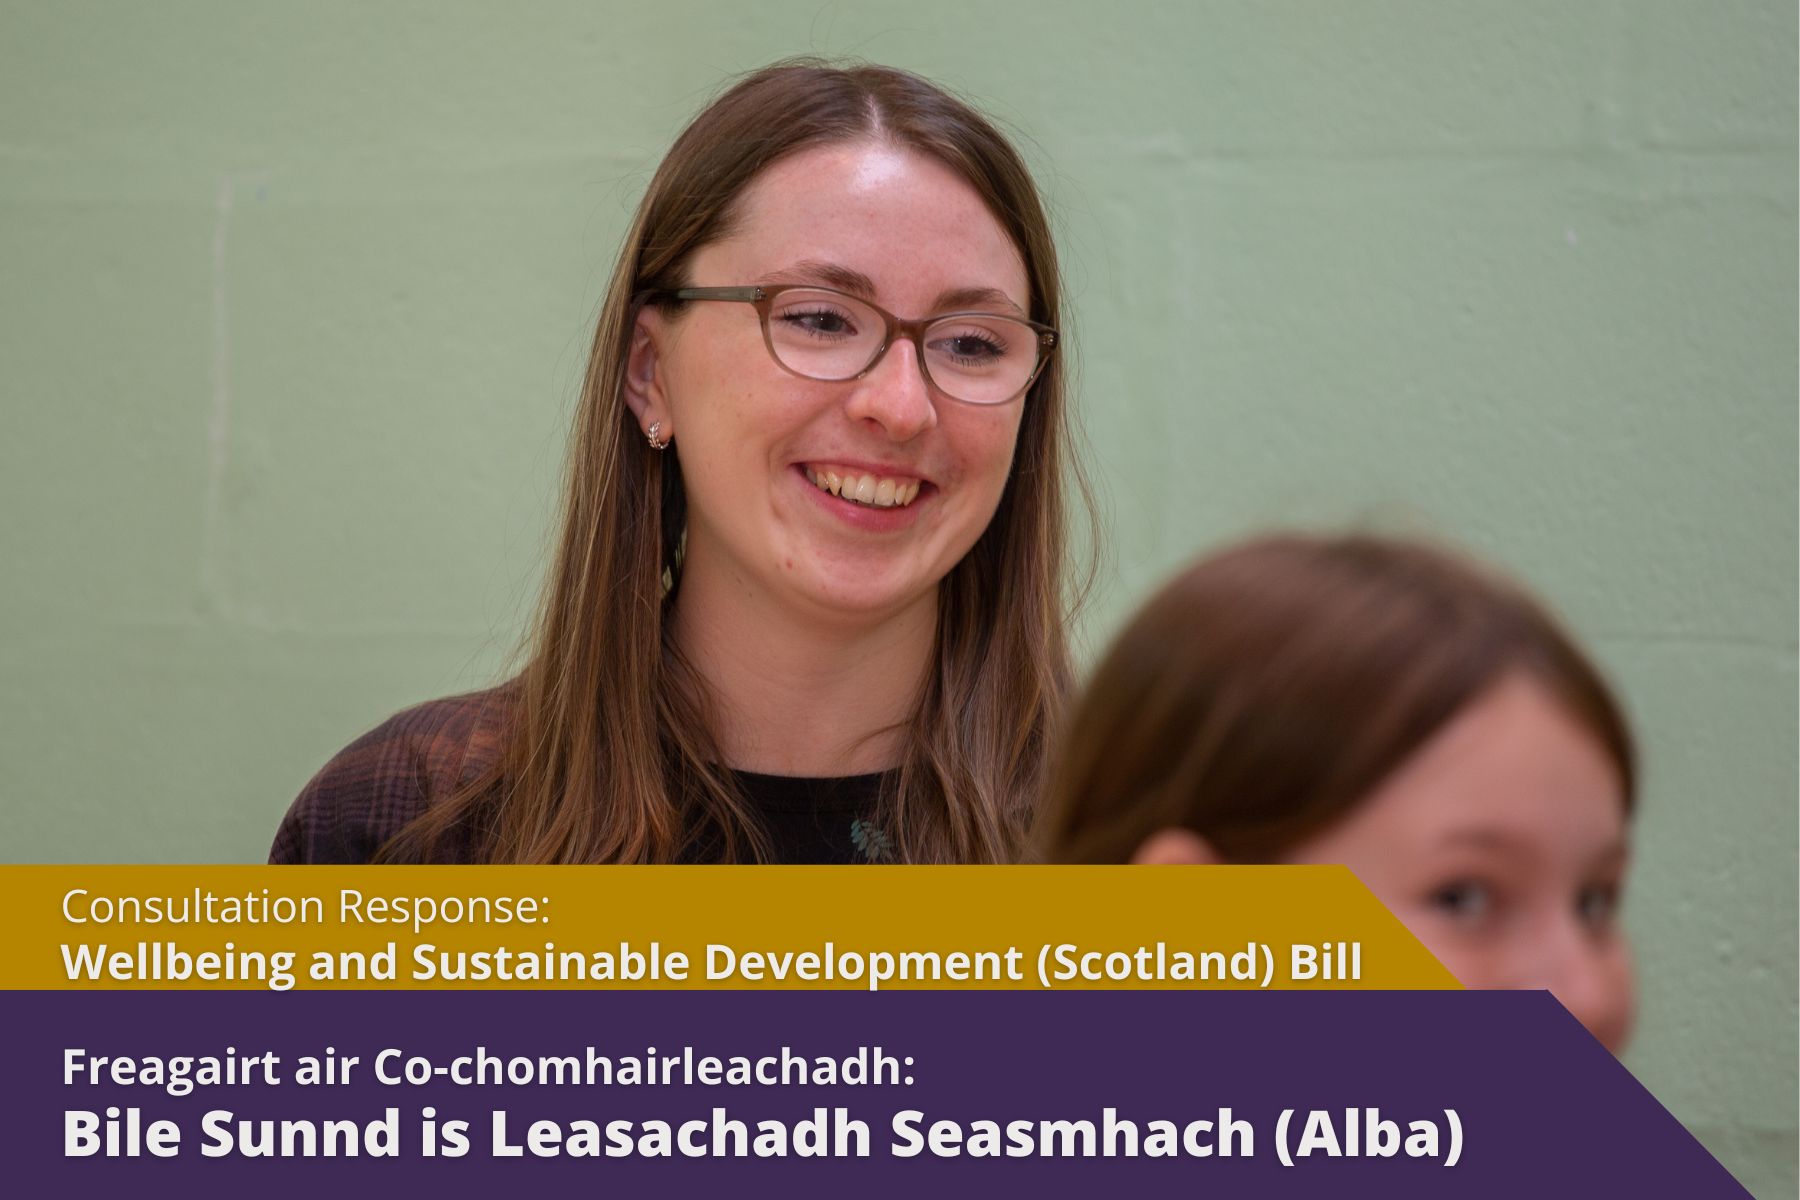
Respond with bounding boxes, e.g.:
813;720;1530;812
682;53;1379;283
3;865;1458;991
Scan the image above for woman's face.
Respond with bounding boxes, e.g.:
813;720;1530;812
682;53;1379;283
1283;674;1636;1053
636;141;1030;628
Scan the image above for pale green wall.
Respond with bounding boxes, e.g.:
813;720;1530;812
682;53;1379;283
2;1;1793;1193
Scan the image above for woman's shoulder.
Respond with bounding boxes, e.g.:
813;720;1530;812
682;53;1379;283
268;686;513;864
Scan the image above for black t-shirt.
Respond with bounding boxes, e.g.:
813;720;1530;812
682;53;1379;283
732;769;891;864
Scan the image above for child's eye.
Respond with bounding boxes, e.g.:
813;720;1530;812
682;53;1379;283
1577;883;1621;930
1430;880;1494;924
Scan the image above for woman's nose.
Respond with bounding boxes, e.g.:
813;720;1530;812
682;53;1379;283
844;336;938;441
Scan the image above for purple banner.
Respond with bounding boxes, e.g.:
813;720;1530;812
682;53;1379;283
1;990;1747;1196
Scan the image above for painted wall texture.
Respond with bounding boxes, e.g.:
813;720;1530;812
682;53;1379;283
2;1;1793;1193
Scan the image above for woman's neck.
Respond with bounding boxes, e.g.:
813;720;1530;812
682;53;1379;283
669;569;936;777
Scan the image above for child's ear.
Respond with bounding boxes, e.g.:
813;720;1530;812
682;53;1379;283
1130;827;1223;866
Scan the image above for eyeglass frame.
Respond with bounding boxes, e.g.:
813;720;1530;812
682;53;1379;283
638;284;1058;407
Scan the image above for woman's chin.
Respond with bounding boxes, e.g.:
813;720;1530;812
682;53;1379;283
784;568;939;627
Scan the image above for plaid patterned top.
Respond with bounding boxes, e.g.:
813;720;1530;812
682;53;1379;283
269;687;890;864
270;688;508;864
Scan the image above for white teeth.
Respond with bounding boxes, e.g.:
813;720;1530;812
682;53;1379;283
805;467;923;509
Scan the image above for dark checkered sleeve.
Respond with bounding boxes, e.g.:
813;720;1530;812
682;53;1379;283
268;689;505;864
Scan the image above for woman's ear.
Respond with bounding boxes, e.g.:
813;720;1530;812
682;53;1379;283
622;307;667;430
1130;827;1223;866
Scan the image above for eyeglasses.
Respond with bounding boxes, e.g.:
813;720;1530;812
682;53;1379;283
646;284;1057;407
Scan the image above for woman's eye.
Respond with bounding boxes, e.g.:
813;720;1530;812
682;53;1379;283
929;331;1008;367
778;308;855;337
1429;880;1493;924
1577;884;1621;929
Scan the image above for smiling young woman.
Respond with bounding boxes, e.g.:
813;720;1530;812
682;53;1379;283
270;60;1092;865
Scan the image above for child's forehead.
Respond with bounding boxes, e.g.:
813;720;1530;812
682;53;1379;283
1301;676;1630;861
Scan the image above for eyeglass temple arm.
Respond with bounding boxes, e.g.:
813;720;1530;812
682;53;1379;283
669;287;766;302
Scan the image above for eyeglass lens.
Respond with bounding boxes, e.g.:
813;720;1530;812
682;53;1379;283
764;288;1040;404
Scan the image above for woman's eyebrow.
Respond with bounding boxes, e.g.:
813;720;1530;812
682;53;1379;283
933;285;1026;317
765;260;1026;316
767;259;879;296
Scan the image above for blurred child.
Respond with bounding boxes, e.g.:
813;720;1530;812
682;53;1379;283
1039;534;1636;1052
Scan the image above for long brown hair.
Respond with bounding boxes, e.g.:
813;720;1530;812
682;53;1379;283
1039;533;1634;863
382;59;1091;863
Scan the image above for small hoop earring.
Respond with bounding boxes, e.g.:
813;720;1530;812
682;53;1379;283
646;421;669;451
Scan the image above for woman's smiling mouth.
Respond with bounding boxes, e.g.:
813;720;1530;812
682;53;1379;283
803;464;926;509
